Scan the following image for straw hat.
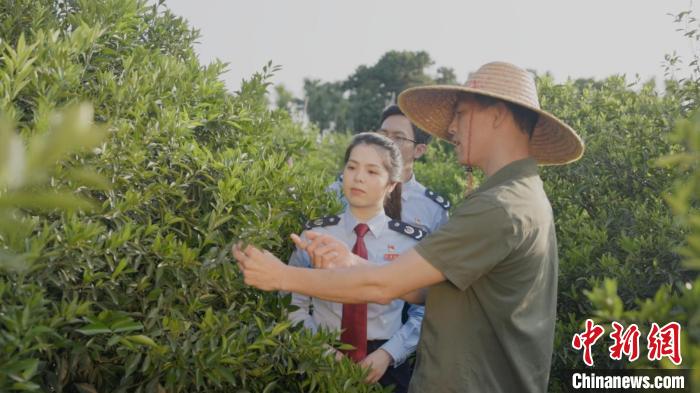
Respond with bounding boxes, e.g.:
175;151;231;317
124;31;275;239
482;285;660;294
398;61;584;165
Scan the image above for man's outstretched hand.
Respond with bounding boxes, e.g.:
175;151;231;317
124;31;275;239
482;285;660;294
232;243;287;291
291;231;365;269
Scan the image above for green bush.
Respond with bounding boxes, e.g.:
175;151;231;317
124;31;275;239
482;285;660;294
0;1;380;392
413;140;468;204
0;102;107;273
582;110;700;390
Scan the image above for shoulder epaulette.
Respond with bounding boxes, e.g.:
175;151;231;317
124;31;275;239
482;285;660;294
304;215;341;230
388;219;426;241
425;188;451;210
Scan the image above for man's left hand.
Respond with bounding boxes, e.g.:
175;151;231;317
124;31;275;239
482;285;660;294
359;349;393;384
232;243;286;291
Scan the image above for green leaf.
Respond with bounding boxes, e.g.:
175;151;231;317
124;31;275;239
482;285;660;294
270;321;290;337
111;319;143;334
4;358;39;380
76;321;110;335
337;343;355;351
125;335;157;347
203;307;215;328
262;381;277;393
111;258;129;280
10;382;41;391
107;334;122;347
124;353;142;378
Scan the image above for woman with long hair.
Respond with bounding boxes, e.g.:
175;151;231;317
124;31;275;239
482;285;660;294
288;132;425;392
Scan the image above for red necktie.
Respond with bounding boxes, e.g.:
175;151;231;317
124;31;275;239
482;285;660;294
340;223;369;362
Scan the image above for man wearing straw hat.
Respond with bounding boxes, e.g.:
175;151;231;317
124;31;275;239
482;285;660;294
233;61;584;392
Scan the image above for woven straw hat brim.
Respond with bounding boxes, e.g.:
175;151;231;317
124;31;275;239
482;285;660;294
398;85;585;166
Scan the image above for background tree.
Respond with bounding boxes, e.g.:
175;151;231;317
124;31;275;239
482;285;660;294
434;66;459;85
344;50;433;132
274;83;303;115
303;78;349;132
304;50;457;133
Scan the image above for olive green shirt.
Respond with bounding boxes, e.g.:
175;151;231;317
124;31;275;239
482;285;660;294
409;158;558;393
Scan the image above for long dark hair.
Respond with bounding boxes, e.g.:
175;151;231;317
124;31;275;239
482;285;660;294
343;132;403;220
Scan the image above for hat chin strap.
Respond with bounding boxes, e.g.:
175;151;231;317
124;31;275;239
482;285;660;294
465;111;474;195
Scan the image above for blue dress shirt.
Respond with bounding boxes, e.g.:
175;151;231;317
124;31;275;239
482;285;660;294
287;209;424;366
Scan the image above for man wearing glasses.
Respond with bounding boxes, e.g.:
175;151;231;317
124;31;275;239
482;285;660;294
331;104;450;233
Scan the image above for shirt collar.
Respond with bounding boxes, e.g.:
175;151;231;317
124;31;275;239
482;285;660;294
475;157;539;195
342;209;388;239
402;173;419;201
404;173;418;188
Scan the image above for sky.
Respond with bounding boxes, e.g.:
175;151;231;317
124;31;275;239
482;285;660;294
163;0;698;97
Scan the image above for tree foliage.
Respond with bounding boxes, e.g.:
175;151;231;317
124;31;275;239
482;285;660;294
0;1;378;392
303;79;349;132
273;83;303;117
304;50;458;133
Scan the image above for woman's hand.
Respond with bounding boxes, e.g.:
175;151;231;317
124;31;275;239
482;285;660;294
291;231;364;269
359;349;393;384
231;243;287;291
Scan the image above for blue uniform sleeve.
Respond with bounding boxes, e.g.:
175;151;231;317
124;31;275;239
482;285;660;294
380;303;424;366
286;246;318;332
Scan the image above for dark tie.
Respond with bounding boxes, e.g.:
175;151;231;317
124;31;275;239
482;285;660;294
340;223;369;362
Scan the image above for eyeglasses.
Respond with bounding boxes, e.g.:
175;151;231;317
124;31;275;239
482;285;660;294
376;129;417;145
